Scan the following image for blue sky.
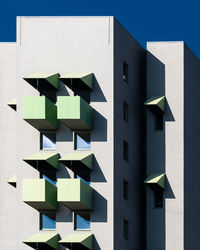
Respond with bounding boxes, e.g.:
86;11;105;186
1;0;200;57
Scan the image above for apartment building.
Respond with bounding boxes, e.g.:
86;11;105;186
1;16;199;250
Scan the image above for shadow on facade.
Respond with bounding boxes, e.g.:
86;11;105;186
90;156;107;183
91;190;107;222
56;123;73;142
90;75;107;102
56;204;73;222
57;163;71;178
91;110;107;142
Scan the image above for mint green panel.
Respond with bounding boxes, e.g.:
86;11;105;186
144;96;165;114
23;73;59;90
24;233;59;249
59;73;93;90
22;96;58;130
57;179;93;211
23;152;59;170
59;233;93;249
144;173;166;190
23;179;58;210
57;96;93;130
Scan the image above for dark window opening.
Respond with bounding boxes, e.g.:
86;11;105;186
123;180;129;200
123;140;129;162
39;89;57;103
154;190;164;208
123;101;129;123
155;114;163;131
74;212;90;230
123;61;129;83
74;173;90;185
74;89;90;103
123;219;129;240
40;212;56;230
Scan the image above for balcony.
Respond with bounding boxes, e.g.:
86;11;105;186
144;173;166;190
144;96;166;115
57;96;93;131
23;179;58;211
59;233;93;250
59;152;93;172
57;179;93;211
23;233;59;249
22;96;58;130
23;73;59;91
59;73;93;91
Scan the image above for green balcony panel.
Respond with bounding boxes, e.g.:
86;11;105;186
59;233;93;250
57;179;93;211
23;73;59;90
57;96;93;130
23;152;59;171
7;98;17;111
23;179;58;211
23;96;58;130
144;96;165;115
144;173;166;190
59;73;93;91
59;152;93;172
23;233;59;250
7;174;17;188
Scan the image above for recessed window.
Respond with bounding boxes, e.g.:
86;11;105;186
40;213;56;230
123;101;129;123
74;213;90;230
123;219;129;240
40;133;56;150
155;115;163;131
75;132;90;150
123;180;129;200
154;190;163;208
123;61;129;83
123;140;129;162
41;174;56;186
75;173;90;185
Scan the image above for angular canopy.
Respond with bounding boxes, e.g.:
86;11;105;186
59;73;93;90
59;152;93;171
23;152;59;170
144;96;165;115
7;174;17;188
144;173;166;190
59;233;93;250
23;73;59;90
7;98;17;111
23;233;59;249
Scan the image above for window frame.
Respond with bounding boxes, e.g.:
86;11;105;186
40;132;56;151
74;132;91;151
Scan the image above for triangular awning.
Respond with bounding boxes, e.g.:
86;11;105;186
59;153;93;171
59;73;93;90
144;96;165;115
23;73;59;90
23;233;59;249
7;175;17;188
23;152;59;170
59;233;93;249
7;98;17;111
144;173;165;190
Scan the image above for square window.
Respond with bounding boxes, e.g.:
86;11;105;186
40;133;56;150
40;213;56;230
155;114;163;131
75;132;90;150
123;219;129;240
123;101;129;123
123;140;129;162
123;180;129;200
154;190;163;208
74;213;90;230
123;61;129;83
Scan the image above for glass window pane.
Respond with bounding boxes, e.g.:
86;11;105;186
41;133;56;150
40;214;56;230
123;61;129;83
75;214;90;230
75;133;90;150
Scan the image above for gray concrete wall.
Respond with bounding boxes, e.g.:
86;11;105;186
113;19;146;250
11;16;114;249
184;44;200;249
0;43;17;249
146;42;184;250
